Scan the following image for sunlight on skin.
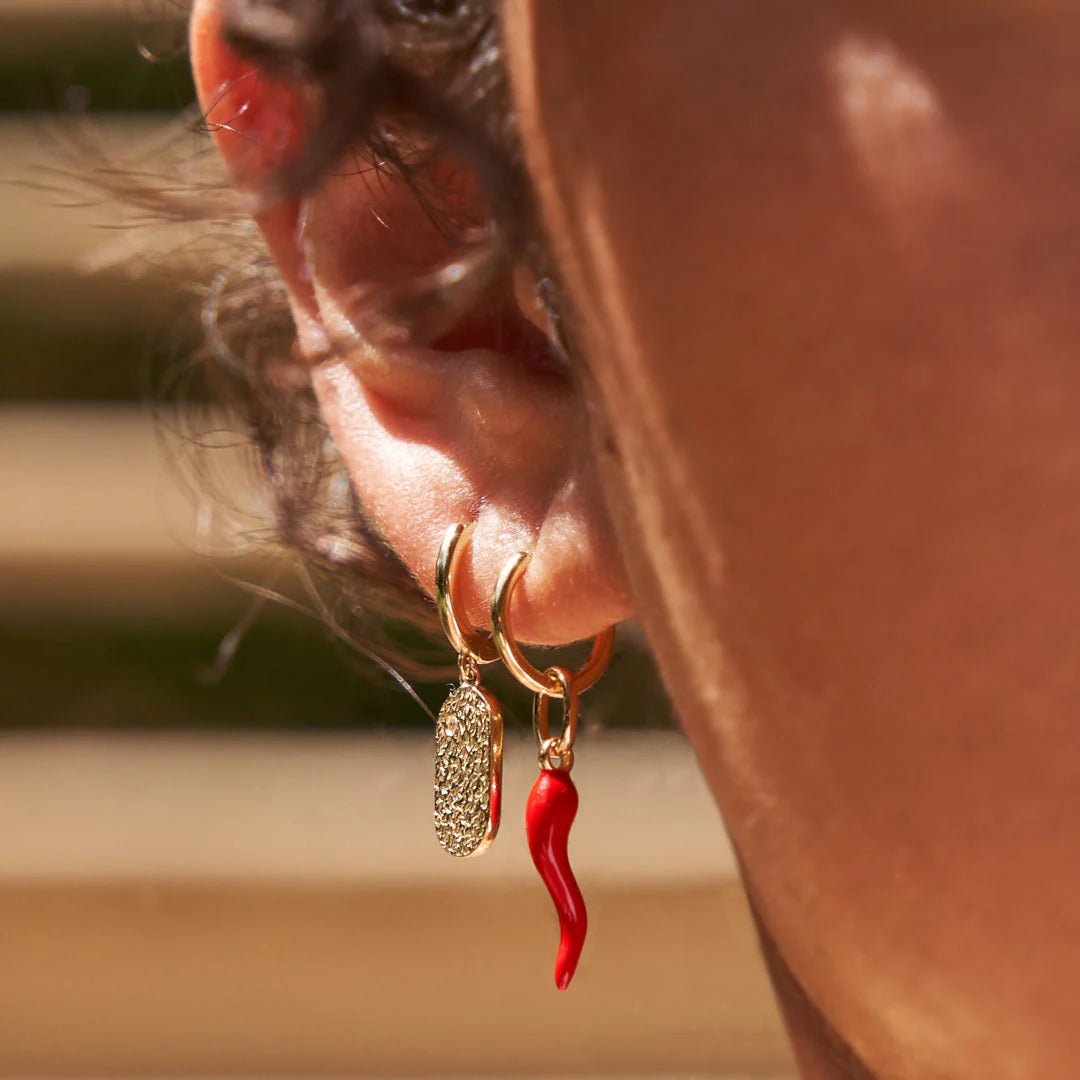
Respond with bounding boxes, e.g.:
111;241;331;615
504;2;1080;1073
828;34;973;236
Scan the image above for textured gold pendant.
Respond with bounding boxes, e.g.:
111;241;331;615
434;681;503;857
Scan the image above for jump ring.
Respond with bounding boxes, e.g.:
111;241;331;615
538;736;575;773
533;666;579;755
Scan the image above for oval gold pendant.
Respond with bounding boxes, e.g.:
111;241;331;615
434;682;504;857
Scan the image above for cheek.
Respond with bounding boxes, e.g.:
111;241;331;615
507;0;1080;1069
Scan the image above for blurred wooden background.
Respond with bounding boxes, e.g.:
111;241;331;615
0;2;795;1076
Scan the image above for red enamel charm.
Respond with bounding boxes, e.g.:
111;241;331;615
526;767;587;990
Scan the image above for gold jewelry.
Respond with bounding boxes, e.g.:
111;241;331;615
533;664;578;772
432;523;503;858
491;550;615;697
491;549;615;989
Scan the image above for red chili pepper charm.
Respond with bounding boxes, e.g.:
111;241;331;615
526;767;587;990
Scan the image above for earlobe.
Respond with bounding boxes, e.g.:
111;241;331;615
190;0;632;645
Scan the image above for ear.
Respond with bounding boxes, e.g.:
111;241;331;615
189;0;631;645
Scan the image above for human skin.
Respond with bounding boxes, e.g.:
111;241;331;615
194;1;1080;1074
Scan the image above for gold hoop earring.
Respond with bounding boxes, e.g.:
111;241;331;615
432;523;503;858
491;548;615;989
491;550;615;697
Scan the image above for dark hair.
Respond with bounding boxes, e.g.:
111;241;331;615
159;0;557;679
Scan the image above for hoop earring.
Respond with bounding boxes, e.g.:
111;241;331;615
491;551;615;990
491;551;614;698
432;523;503;858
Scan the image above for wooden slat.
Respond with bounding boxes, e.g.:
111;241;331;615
0;880;793;1077
0;405;259;613
0;406;200;561
0;731;792;1077
2;117;210;274
0;1;150;52
0;0;123;14
0;731;738;883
